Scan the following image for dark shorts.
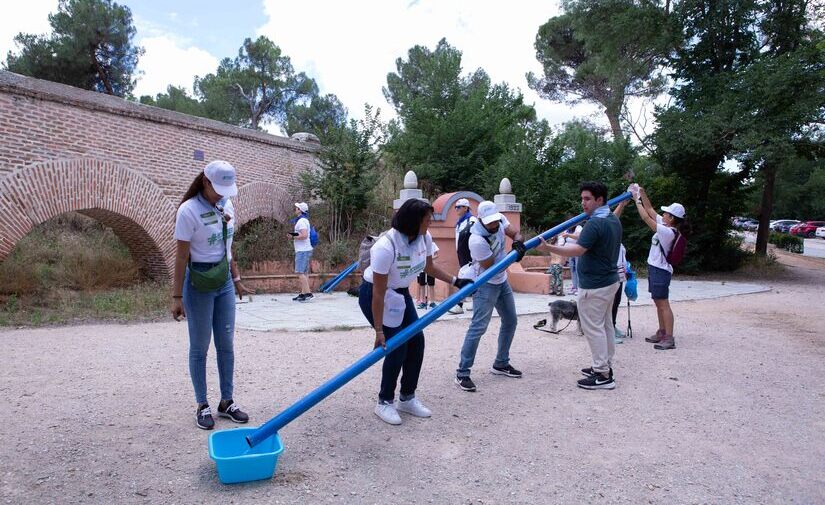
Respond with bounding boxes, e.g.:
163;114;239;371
417;272;435;286
648;265;672;300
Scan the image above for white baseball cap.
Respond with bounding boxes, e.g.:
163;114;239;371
477;200;503;225
203;160;238;197
660;203;686;219
455;198;471;208
295;202;309;213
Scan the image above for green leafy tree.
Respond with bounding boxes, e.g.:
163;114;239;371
301;105;385;242
284;93;348;141
730;1;825;255
194;36;317;130
4;0;143;96
384;39;536;193
139;85;205;117
651;0;762;270
528;0;676;140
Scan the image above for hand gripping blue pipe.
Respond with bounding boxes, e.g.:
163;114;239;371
245;192;633;447
319;261;359;293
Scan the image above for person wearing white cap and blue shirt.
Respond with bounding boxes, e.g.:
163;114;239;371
290;202;314;302
171;160;253;430
630;184;686;350
448;198;476;315
455;200;527;392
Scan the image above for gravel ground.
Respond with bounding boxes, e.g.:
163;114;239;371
2;253;824;504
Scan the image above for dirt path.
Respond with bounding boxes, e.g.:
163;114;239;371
1;256;824;504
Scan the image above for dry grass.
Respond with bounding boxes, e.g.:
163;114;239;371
0;213;164;327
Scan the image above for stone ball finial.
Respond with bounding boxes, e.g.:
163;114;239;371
404;170;418;189
499;177;513;195
290;132;321;144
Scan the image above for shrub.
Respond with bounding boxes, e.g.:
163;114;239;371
769;232;804;253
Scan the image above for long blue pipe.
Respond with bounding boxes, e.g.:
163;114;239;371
319;261;359;293
246;192;633;447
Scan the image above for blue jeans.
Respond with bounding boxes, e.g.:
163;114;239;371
358;281;425;403
183;263;236;404
457;281;517;378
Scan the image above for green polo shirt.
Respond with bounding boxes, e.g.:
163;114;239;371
576;214;622;289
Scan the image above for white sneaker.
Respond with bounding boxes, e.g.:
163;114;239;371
374;402;402;425
395;397;432;418
447;305;464;315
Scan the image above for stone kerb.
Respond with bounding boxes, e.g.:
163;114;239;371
0;158;176;279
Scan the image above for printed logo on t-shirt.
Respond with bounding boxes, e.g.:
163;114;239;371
399;259;425;279
200;211;215;218
207;228;233;246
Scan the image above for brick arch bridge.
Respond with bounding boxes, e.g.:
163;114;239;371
0;70;319;279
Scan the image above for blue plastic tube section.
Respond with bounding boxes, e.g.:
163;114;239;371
246;192;633;447
319;261;359;293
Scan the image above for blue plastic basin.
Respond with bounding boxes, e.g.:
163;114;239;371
208;427;283;484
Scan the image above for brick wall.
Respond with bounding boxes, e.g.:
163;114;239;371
0;71;319;279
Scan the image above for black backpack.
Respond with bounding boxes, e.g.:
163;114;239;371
457;225;473;267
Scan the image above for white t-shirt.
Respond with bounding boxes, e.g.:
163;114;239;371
174;195;234;263
647;215;677;273
617;243;627;282
363;229;433;289
469;215;511;285
566;225;583;245
293;217;313;252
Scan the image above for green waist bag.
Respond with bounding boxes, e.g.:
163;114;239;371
189;220;230;292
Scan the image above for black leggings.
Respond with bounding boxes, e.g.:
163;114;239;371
612;282;624;326
358;281;425;402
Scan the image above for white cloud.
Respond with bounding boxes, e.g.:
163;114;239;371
0;0;58;62
133;35;219;98
258;0;604;128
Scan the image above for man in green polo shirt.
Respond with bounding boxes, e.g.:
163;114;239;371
543;181;622;390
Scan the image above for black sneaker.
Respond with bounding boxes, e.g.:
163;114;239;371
217;399;249;424
455;376;477;392
580;367;613;377
577;373;616;390
491;364;522;378
196;404;214;430
292;293;305;302
302;293;314;302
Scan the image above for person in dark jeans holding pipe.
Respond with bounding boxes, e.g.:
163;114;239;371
359;199;471;425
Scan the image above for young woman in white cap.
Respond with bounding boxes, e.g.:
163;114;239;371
630;185;686;350
171;160;253;430
359;199;472;425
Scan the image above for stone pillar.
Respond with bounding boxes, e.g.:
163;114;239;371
494;178;522;250
393;170;427;209
493;177;552;295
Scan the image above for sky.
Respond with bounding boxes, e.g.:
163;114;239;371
0;0;619;136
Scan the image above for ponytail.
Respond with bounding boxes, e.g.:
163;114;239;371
180;172;206;207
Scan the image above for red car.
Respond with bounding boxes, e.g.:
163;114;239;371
790;221;825;238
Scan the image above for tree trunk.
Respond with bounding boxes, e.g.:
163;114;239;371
755;164;777;257
91;50;114;95
606;106;623;141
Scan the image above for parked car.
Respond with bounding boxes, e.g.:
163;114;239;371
772;219;800;233
790;221;825;238
741;219;759;231
816;226;825;239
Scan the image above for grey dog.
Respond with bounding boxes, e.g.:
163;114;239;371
548;300;583;334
